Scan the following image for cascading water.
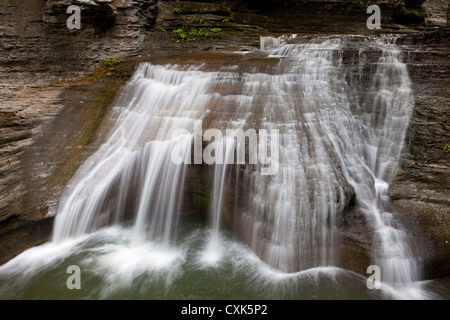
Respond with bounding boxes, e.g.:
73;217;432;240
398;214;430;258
210;138;236;234
0;34;436;300
232;38;351;273
233;35;421;295
199;137;235;266
350;39;422;295
260;34;298;50
52;65;212;244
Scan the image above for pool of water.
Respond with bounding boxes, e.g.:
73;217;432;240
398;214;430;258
0;218;445;300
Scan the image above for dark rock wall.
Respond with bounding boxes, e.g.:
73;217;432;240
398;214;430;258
389;29;450;279
0;0;157;263
1;0;158;74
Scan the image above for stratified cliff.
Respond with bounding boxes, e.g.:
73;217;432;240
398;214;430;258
0;0;448;281
389;29;450;279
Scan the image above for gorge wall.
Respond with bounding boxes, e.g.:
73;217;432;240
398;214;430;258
0;0;448;280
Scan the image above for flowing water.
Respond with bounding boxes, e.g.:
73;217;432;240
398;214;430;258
0;34;446;299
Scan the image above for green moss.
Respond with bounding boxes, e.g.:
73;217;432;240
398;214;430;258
191;15;205;24
401;5;422;16
223;6;234;22
95;58;132;80
173;28;187;40
172;8;183;14
182;21;190;30
443;144;450;153
103;58;121;68
0;112;15;127
172;25;217;42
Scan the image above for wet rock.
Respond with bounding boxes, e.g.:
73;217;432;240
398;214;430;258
423;0;449;27
389;28;450;279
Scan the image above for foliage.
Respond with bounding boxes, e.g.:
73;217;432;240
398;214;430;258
191;15;205;24
172;27;212;41
96;58;124;79
103;58;120;66
103;58;121;71
189;29;205;37
444;145;450;153
401;5;422;17
172;28;187;40
168;7;231;43
223;6;234;22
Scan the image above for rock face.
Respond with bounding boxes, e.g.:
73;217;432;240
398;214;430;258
44;0;158;30
0;0;157;75
0;0;449;282
389;29;450;279
423;0;449;27
0;0;156;263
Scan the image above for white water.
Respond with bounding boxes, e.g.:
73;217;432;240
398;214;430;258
1;224;394;299
210;137;236;234
0;35;433;299
260;34;298;50
244;36;420;295
52;65;213;244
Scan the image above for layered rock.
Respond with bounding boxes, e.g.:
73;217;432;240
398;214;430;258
0;0;156;263
389;28;450;279
423;0;449;27
0;0;157;75
0;0;448;282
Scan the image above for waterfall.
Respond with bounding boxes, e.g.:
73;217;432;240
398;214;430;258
260;34;298;50
199;137;235;266
354;43;421;290
254;36;419;290
234;38;349;272
236;36;418;287
16;34;423;298
210;137;236;235
52;64;214;244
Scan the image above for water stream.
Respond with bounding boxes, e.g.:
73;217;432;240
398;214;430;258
0;34;445;300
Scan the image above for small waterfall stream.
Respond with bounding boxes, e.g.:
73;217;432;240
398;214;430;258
0;34;437;299
52;65;210;244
